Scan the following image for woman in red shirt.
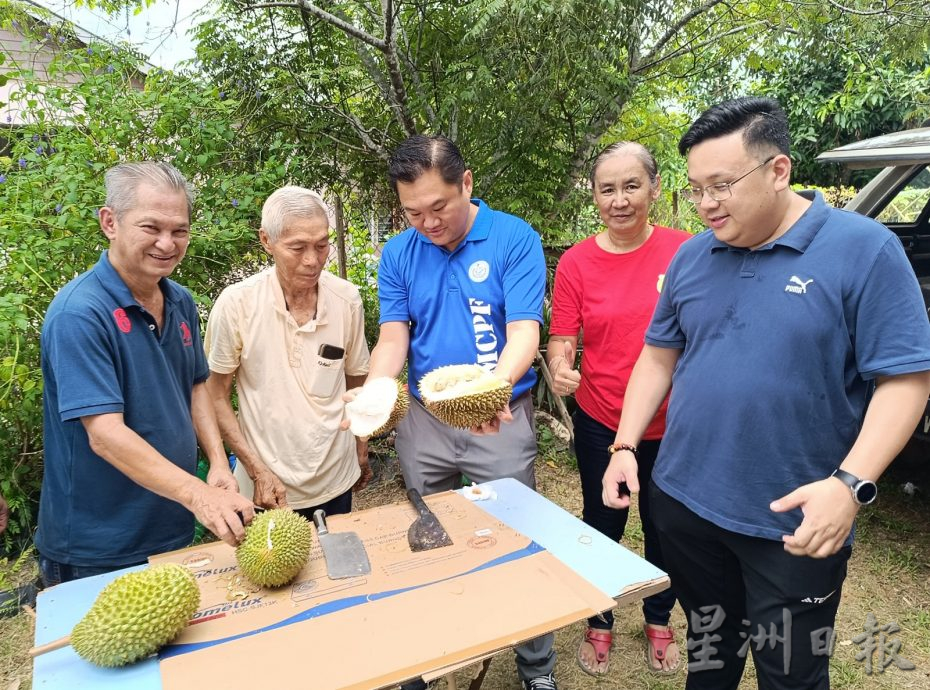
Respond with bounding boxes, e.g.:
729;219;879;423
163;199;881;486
547;142;690;676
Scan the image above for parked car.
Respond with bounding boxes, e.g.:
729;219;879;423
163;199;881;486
817;124;930;454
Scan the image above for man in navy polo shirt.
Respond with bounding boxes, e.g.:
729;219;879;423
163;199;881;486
36;162;254;587
356;135;555;690
602;97;930;689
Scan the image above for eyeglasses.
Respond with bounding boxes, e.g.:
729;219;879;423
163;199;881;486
682;155;776;203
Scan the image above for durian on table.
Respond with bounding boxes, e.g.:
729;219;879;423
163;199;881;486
29;563;200;667
235;508;313;587
419;364;513;429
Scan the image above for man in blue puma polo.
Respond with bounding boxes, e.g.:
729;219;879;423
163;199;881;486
356;135;555;690
36;162;254;587
603;98;930;689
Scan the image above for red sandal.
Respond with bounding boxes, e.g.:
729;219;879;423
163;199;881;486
577;626;612;676
644;624;680;675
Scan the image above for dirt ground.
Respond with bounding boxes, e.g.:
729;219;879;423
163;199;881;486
3;444;929;690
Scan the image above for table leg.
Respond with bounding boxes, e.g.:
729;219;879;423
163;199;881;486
467;659;492;690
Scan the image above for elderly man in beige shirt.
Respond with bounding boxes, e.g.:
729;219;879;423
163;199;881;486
205;186;371;518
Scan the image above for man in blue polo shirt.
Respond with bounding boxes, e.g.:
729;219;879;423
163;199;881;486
36;162;254;587
356;135;555;690
602;97;930;689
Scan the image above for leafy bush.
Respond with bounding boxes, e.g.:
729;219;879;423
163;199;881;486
0;12;315;547
796;184;858;209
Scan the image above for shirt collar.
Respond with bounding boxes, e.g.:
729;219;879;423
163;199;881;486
708;191;828;254
93;250;179;307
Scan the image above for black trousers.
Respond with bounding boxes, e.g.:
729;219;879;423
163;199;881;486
293;487;353;522
573;407;676;629
650;484;851;690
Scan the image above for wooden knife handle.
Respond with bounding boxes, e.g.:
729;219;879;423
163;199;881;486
29;635;71;657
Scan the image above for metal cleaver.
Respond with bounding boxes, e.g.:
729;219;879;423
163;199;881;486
312;509;371;579
406;488;453;552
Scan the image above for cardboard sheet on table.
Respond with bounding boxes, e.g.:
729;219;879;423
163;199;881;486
150;490;615;689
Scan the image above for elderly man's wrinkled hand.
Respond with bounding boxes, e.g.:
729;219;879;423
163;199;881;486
252;470;288;509
771;478;858;558
207;464;239;493
189;482;255;547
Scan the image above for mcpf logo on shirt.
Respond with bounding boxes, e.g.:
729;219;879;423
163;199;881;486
468;260;490;283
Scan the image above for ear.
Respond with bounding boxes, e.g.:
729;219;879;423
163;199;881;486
651;174;662;201
99;207;117;241
772;154;792;192
259;228;274;253
462;169;474;197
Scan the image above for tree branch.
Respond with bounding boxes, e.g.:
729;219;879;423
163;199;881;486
381;0;417;136
247;0;417;137
397;24;438;128
635;20;778;74
637;0;727;71
247;0;387;51
826;0;889;16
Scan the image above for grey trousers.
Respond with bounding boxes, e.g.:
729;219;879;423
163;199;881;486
395;393;555;680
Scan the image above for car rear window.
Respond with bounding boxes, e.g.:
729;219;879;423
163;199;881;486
876;166;930;225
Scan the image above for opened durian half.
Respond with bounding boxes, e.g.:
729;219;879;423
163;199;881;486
418;364;512;429
345;377;409;437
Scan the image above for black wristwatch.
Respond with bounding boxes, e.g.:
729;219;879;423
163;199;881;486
831;468;878;506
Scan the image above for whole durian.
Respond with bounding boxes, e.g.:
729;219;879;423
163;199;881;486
236;509;313;587
345;377;410;437
70;563;200;667
419;364;512;429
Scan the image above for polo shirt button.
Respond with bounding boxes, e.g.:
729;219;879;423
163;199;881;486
148;324;155;331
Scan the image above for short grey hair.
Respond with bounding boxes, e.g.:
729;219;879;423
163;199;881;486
589;141;659;189
261;186;331;243
104;162;194;218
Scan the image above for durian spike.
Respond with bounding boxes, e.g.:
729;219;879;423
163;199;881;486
29;635;71;657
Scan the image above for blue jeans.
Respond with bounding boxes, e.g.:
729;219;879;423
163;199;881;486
38;554;142;588
573;406;677;630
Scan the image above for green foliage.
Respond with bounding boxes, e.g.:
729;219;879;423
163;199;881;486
0;544;36;592
191;0;930;243
190;0;819;242
793;184;858;209
761;47;929;187
339;211;382;347
0;5;313;546
686;18;930;189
